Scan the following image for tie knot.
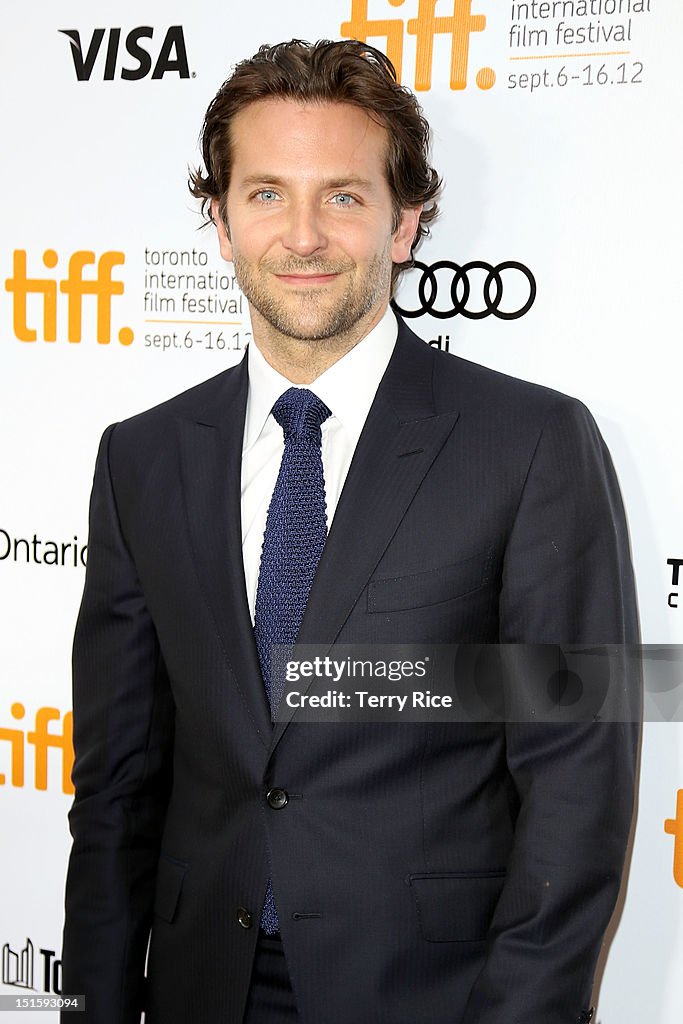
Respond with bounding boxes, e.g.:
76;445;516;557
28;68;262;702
272;387;332;441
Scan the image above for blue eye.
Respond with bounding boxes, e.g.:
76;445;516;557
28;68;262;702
256;189;279;202
331;193;355;206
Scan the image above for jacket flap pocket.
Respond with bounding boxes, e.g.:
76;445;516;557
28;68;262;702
368;550;493;613
409;871;505;942
153;856;188;923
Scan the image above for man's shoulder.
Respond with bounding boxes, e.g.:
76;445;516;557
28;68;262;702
110;358;246;445
400;320;589;423
394;321;602;463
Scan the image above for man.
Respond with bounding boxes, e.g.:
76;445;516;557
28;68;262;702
62;39;639;1024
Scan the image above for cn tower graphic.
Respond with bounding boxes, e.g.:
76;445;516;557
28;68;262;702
2;938;34;989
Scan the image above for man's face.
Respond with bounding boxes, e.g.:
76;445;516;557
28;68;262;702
212;98;420;344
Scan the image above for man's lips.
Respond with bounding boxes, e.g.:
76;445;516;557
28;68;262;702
274;272;340;285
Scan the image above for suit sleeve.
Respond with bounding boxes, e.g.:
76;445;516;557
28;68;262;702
61;424;175;1024
463;398;641;1023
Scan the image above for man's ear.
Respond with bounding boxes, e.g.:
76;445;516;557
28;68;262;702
391;206;423;265
211;198;233;262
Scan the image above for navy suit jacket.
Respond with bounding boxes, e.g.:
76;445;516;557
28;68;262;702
62;317;639;1024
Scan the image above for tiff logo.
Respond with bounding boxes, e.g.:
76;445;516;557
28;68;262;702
4;250;133;345
665;790;683;888
341;0;495;90
0;703;74;794
59;25;190;82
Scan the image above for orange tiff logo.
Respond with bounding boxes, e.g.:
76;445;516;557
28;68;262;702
341;0;495;91
664;789;683;888
4;249;133;345
0;703;73;795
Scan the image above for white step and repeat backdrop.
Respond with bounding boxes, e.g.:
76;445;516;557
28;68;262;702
1;1;682;1020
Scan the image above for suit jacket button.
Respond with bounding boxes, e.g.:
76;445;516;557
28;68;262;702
236;907;253;929
267;787;289;809
578;1010;594;1023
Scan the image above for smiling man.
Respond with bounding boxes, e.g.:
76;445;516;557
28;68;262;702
62;39;639;1024
210;98;419;382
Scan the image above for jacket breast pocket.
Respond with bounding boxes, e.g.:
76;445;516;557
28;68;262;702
408;871;505;942
153;855;188;924
368;550;493;613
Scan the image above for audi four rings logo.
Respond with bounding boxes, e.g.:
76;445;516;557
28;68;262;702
393;260;537;320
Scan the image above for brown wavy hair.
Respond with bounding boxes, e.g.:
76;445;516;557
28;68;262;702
189;39;441;292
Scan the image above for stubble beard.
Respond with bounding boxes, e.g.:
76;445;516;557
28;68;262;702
231;246;392;344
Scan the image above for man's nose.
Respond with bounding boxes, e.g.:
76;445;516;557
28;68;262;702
281;201;327;256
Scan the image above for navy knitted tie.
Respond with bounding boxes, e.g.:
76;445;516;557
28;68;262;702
254;387;331;934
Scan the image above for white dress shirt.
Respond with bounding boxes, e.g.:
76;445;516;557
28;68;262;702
241;306;398;623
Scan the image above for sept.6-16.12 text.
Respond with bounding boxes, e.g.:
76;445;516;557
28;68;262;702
508;59;643;93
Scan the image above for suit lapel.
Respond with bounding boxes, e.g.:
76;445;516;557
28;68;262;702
270;322;460;749
177;355;272;748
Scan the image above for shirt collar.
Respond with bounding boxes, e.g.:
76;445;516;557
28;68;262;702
243;306;398;452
